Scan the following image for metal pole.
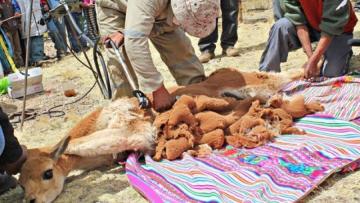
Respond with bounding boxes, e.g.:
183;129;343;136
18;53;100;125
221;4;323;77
20;0;34;129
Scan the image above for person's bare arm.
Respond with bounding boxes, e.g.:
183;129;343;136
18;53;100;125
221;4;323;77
304;35;333;78
296;25;313;58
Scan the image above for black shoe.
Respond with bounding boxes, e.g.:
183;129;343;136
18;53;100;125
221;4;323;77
0;174;17;195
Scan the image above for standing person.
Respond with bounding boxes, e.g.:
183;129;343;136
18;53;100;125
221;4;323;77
42;0;68;59
97;0;219;111
17;0;47;66
198;0;239;63
0;0;24;67
259;0;357;78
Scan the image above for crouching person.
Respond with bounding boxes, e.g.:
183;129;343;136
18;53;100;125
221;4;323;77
259;0;357;78
96;0;219;111
0;108;27;195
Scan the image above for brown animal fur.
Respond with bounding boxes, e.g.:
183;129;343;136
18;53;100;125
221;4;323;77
154;93;323;160
19;98;156;203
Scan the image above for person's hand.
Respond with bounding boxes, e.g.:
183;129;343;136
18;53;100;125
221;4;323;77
101;31;124;48
303;57;321;79
14;13;21;18
152;84;175;112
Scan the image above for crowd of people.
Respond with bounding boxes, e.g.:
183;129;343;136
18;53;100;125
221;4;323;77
0;0;96;74
1;0;360;198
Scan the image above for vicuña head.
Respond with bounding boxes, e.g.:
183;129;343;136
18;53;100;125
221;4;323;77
19;136;113;203
19;137;71;203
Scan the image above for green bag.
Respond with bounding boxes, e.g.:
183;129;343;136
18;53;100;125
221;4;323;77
0;77;9;94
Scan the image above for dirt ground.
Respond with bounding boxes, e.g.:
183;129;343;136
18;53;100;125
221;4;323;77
1;9;360;203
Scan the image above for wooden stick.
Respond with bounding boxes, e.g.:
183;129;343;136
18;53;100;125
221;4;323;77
20;0;34;130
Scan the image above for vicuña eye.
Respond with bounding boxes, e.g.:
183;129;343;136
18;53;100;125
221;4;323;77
42;169;53;180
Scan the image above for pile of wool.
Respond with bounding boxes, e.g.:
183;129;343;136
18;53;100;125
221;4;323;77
153;94;324;161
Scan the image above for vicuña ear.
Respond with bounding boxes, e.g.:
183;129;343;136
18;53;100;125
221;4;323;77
50;136;71;161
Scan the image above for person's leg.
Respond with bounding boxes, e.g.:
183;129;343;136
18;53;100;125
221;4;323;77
272;0;284;21
151;28;205;86
54;19;68;51
47;19;67;57
6;31;23;67
29;36;44;65
197;19;218;63
96;2;135;99
55;18;68;50
64;17;78;52
198;19;218;53
220;0;239;56
259;18;302;72
322;33;353;77
65;12;87;53
75;12;88;48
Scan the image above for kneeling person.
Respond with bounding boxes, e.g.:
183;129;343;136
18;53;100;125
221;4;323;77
259;0;357;78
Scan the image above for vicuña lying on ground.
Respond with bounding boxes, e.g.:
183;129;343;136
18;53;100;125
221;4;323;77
19;68;319;203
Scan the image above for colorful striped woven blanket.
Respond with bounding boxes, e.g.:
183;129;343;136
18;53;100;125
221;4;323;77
126;116;360;203
126;76;360;202
282;75;360;121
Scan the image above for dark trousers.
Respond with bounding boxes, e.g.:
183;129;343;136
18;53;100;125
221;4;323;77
198;0;239;52
273;0;283;21
259;18;353;77
65;12;88;53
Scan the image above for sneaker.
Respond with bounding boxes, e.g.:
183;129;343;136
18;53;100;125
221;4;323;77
0;174;17;195
199;51;215;63
222;47;240;57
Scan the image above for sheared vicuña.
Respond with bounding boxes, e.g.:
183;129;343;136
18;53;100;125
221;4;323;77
18;68;324;203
